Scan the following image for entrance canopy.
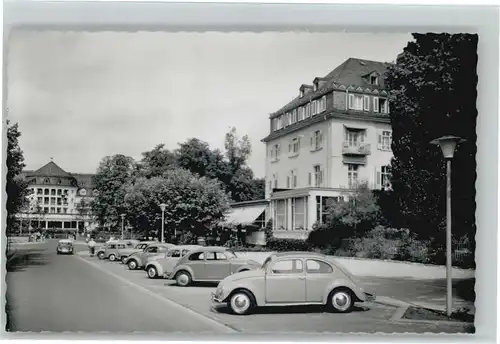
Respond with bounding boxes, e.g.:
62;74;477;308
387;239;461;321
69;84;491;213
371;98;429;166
222;204;267;226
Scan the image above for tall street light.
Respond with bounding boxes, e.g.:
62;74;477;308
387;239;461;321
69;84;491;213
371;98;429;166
159;203;166;243
430;135;466;316
120;213;126;240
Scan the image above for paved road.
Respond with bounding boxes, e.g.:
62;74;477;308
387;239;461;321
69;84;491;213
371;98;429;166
6;240;232;333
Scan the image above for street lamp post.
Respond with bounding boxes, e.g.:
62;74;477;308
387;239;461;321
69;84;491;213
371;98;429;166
159;203;166;243
430;135;465;317
120;213;126;240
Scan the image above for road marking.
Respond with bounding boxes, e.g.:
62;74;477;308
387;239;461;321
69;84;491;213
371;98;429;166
75;255;236;333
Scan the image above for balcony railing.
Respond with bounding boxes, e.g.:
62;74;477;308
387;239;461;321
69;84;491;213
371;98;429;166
342;142;371;156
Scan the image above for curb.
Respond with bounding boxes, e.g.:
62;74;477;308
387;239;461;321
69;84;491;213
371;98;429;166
74;254;237;333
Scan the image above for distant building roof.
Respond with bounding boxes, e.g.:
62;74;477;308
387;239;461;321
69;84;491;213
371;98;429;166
30;161;72;178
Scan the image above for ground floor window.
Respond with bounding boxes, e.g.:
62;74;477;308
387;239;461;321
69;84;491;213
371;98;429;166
275;199;287;230
292;197;306;230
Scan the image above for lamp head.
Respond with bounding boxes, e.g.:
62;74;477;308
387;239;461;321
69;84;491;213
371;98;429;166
159;203;167;211
430;135;466;159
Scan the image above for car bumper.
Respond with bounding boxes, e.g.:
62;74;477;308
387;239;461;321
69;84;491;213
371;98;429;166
211;292;224;304
364;292;376;302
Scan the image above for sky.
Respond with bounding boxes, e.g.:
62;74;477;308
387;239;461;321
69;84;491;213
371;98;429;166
7;30;412;178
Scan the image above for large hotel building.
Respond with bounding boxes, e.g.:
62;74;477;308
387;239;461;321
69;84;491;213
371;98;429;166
260;57;394;239
18;161;97;233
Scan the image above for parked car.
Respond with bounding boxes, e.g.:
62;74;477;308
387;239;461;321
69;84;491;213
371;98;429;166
56;239;74;255
96;240;135;261
144;245;202;279
118;241;157;263
211;251;375;315
167;246;261;287
124;243;175;270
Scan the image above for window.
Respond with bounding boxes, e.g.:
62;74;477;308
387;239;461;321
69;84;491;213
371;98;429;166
277;116;283;130
271;118;277;132
270;144;280;161
64;190;68;195
108;244;116;249
44;207;49;213
314;165;323;187
181;249;190;257
379;98;389;113
348;94;364;110
189;252;205;261
205;252;216;260
312;100;317;115
146;246;159;253
318;95;326;113
378;130;392;151
373;97;379;112
51;189;56;196
305;103;311;118
290;170;297;188
44;189;49;195
306;259;333;273
44;178;50;184
275;199;286;230
50;207;55;213
168;249;181;258
57;198;62;205
37;188;43;195
376;165;391;189
271;259;303;274
363;95;370;111
63;208;67;214
273;175;278;189
291;109;297;123
57;208;61;214
317;196;340;224
313;82;318;92
311;130;323;150
286;176;290;189
289;137;300;154
37;197;43;203
215;252;228;260
348;164;359;188
345;129;365;147
292;197;306;230
50;198;56;205
370;75;379;85
298;107;305;121
284;112;291;127
57;189;62;195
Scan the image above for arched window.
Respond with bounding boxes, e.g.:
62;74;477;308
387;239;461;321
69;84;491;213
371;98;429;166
44;178;50;184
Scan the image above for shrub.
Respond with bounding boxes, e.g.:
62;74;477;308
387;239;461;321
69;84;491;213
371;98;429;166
266;237;311;252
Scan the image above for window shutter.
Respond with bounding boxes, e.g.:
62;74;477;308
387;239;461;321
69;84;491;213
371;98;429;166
375;166;382;189
373;97;379;112
322;96;326;112
289;143;292;153
363;96;370;111
319;130;324;147
287;176;290;188
277;144;281;156
386;101;390;113
348;94;354;109
308;173;312;186
377;130;382;150
310;134;314;151
320;170;324;186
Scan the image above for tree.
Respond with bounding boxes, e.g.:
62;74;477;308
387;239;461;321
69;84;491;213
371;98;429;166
91;154;136;229
385;33;478;243
6;121;29;232
123;168;230;239
307;182;381;248
224;127;251;175
136;144;177;178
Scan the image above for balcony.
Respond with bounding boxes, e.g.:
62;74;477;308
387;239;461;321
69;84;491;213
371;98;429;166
342;142;371;156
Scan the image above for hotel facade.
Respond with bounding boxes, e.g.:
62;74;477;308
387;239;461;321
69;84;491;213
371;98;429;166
262;58;394;239
18;161;97;233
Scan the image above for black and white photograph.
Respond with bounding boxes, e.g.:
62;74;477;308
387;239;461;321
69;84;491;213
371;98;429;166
3;13;484;336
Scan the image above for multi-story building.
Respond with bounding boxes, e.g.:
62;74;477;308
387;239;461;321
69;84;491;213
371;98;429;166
262;58;393;239
18;160;97;234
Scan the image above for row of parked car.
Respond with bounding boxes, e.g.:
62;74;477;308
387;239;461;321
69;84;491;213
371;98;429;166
93;239;376;315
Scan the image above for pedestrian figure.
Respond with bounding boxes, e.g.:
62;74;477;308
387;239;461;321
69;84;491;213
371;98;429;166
88;238;96;257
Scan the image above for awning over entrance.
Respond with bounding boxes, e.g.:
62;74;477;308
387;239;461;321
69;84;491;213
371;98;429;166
222;204;267;226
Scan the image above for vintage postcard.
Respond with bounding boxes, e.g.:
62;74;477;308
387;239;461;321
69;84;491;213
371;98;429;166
3;2;492;339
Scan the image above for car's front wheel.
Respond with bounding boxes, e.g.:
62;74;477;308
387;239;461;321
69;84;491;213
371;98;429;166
228;290;255;315
121;256;128;264
175;271;192;287
127;259;138;270
109;254;116;262
328;288;354;313
147;266;158;279
97;252;105;260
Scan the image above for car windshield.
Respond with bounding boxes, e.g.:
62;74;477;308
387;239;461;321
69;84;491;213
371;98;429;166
224;250;237;259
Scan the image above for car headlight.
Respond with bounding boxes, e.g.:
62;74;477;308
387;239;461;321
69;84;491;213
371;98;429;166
215;285;224;299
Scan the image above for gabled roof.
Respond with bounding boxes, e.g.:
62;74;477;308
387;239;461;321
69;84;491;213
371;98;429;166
31;161;71;178
269;57;391;118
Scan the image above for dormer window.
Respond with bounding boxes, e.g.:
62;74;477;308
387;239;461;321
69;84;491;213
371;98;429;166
300;89;304;98
370;75;379;85
313;82;318;92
